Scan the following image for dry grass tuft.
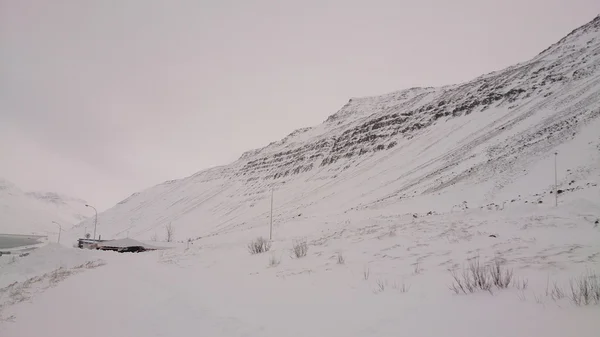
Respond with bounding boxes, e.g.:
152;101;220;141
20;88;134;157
248;237;271;255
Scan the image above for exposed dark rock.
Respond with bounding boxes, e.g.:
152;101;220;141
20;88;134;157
227;17;600;184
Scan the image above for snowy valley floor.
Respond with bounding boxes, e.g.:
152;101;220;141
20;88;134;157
1;203;599;337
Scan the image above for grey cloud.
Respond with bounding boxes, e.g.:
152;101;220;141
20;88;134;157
1;0;599;209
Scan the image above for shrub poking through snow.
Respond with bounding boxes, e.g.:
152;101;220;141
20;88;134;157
489;258;513;289
374;279;410;293
550;281;566;301
376;279;386;292
514;277;529;290
337;252;345;265
450;256;515;294
413;261;422;275
49;267;71;286
291;239;308;258
363;265;370;280
0;260;106;319
391;280;411;293
165;223;175;242
468;257;493;292
248;237;271;254
569;270;600;306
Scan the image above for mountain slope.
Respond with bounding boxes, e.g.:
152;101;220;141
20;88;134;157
80;15;600;242
0;178;91;236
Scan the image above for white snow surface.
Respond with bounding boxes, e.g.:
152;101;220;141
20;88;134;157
2;15;600;337
1;201;600;336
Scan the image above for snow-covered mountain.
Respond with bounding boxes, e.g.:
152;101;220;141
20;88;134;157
81;15;600;242
3;16;600;337
0;178;91;236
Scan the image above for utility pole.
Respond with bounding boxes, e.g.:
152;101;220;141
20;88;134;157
86;204;98;240
269;189;274;240
554;152;558;207
52;221;62;244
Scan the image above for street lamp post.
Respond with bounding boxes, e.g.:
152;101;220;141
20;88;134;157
269;189;274;240
86;204;98;240
52;221;62;244
554;152;558;207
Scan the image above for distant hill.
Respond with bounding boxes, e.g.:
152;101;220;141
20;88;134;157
0;178;91;237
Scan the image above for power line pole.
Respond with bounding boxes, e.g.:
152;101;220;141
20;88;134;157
269;189;274;240
554;152;558;207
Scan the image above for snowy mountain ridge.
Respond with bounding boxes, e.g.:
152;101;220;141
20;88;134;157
0;178;91;236
4;16;600;337
77;15;600;241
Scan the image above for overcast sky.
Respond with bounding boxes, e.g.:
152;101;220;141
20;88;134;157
1;0;599;210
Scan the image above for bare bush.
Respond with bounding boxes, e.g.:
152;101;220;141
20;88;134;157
391;280;411;293
451;256;517;294
375;279;410;293
514;277;529;290
150;233;158;242
363;265;370;280
375;279;386;293
49;267;71;285
336;252;345;265
550;281;565;301
248;237;271;255
450;269;472;294
73;260;106;270
569;270;600;306
489;259;513;288
291;239;308;258
1;261;106;320
468;257;493;293
165;223;175;242
268;254;280;267
413;261;421;275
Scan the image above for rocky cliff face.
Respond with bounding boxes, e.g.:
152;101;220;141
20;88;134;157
228;16;600;184
83;15;600;240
